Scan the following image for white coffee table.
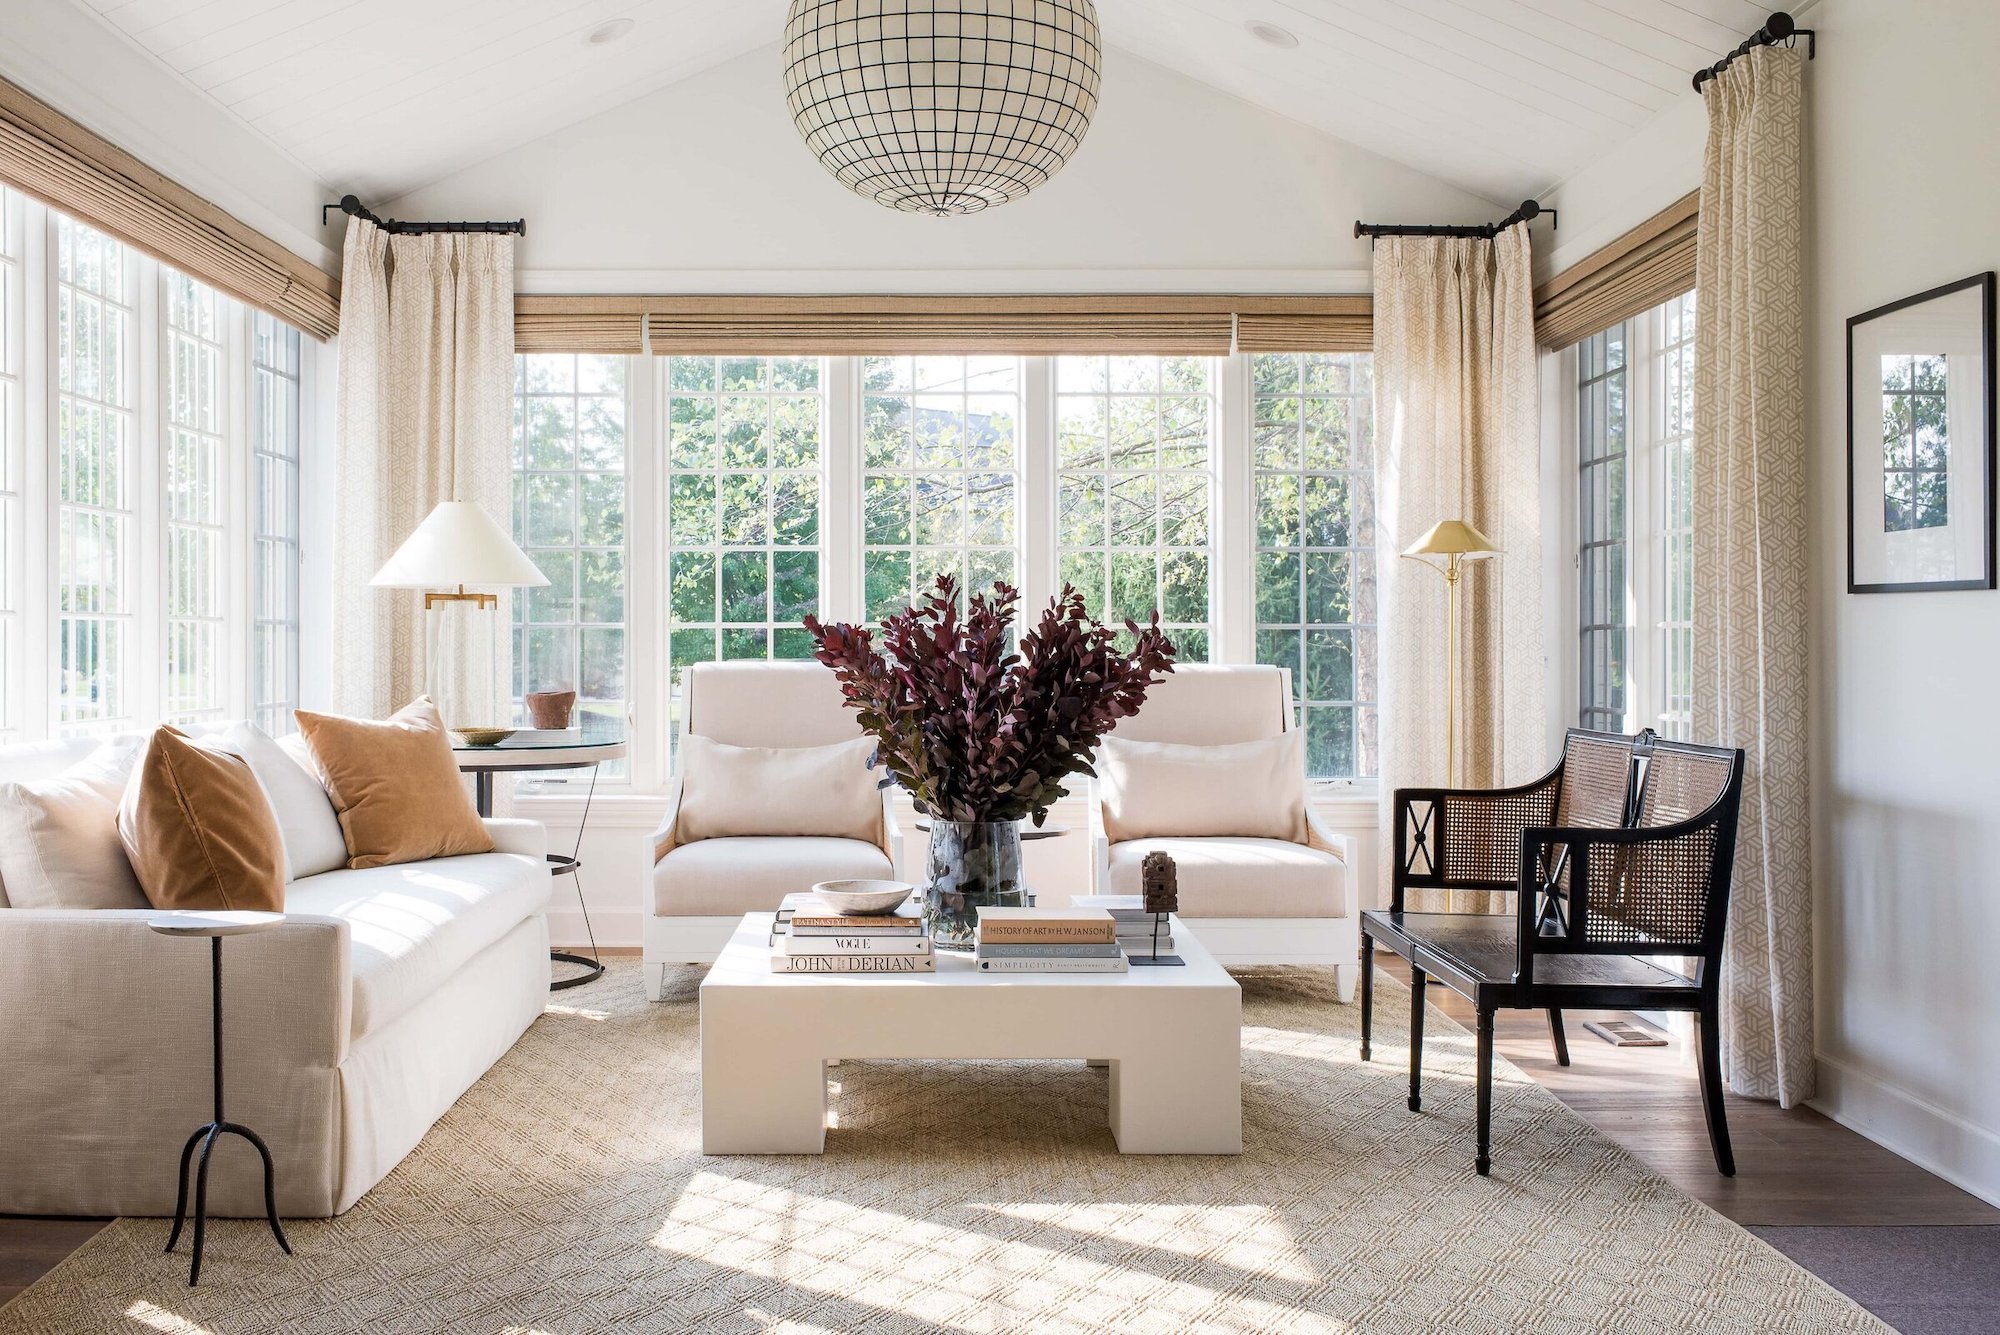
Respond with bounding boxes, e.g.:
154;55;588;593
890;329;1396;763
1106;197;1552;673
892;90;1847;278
699;913;1242;1155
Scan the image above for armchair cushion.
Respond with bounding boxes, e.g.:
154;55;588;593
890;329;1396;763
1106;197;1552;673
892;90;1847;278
652;836;891;917
1099;732;1307;843
1105;836;1346;918
676;734;880;844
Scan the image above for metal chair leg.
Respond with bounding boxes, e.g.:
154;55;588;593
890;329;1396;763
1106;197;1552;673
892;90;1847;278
1359;935;1375;1061
1696;1005;1736;1176
1408;967;1426;1112
1547;1008;1571;1066
1475;1008;1496;1176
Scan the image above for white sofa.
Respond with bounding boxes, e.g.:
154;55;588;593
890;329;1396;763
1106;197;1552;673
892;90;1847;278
643;661;901;1000
1089;665;1361;1001
0;731;551;1218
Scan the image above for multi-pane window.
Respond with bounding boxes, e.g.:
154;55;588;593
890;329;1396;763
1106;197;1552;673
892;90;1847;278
665;356;822;675
862;356;1018;619
1055;356;1212;658
1252;352;1378;779
163;272;228;724
55;217;137;735
1576;324;1629;733
1566;294;1697;739
0;190;20;739
1657;293;1696;740
513;354;629;747
251;312;302;736
1881;351;1950;532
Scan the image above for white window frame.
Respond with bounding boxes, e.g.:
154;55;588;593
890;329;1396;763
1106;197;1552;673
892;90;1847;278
1549;291;1697;740
512;350;1381;810
0;199;310;743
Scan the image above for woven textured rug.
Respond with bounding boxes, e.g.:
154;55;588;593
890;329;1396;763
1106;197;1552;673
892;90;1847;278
2;961;1883;1334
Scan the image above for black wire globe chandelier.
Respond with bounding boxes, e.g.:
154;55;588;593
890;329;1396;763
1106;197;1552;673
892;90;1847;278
782;0;1102;218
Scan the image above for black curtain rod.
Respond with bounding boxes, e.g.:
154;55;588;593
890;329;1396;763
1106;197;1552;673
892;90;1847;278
1354;198;1554;242
320;193;525;236
1691;10;1815;91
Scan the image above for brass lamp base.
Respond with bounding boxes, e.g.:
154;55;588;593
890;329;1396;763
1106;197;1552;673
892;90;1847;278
422;585;498;611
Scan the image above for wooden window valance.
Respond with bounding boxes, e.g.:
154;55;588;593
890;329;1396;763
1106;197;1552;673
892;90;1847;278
1533;191;1698;350
513;294;1375;357
0;76;339;341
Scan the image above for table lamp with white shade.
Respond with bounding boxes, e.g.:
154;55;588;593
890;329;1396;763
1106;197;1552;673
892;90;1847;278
370;501;547;730
1400;519;1500;788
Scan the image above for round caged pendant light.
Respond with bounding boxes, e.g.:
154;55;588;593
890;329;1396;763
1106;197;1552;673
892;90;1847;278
781;0;1102;218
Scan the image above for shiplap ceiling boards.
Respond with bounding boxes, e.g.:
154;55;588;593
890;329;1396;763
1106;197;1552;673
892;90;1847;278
62;0;1775;204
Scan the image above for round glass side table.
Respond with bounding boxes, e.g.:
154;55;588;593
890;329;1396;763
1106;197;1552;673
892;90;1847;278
452;729;628;991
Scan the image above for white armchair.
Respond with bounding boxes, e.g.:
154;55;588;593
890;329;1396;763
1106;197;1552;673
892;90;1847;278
1090;664;1360;1001
642;661;902;1000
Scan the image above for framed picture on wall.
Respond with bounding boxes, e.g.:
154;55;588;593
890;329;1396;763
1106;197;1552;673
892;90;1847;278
1847;272;1996;593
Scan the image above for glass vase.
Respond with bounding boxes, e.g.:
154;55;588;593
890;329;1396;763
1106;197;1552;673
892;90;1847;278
924;819;1026;948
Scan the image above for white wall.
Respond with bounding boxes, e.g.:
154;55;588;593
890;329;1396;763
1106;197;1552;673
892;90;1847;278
1536;0;2000;1207
0;0;338;270
386;44;1499;293
1803;0;2000;1207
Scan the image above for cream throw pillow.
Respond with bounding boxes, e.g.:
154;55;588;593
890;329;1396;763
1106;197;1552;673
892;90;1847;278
217;722;349;882
0;739;149;909
1098;731;1308;843
676;734;881;844
295;698;493;869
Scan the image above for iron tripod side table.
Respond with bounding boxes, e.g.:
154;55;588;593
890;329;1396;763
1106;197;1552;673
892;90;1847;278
149;911;293;1287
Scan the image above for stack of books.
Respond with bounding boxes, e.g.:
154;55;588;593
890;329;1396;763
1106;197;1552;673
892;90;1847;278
1073;894;1176;958
771;897;934;974
974;906;1129;973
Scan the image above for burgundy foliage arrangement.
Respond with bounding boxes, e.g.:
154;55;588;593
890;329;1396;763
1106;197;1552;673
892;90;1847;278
804;575;1176;826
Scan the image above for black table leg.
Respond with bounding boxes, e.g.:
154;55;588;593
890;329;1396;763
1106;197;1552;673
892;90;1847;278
1475;1007;1496;1176
1408;967;1427;1113
166;936;291;1286
1358;934;1375;1061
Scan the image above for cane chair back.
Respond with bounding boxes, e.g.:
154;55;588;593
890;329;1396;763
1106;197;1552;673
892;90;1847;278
1554;731;1636;828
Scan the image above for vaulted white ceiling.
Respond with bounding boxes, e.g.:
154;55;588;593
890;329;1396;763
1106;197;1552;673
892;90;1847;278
64;0;1776;205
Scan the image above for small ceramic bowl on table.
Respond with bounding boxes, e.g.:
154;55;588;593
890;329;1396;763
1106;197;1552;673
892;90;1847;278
809;879;915;916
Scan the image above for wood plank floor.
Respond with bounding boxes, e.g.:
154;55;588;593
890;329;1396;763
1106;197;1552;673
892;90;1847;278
4;949;1992;1307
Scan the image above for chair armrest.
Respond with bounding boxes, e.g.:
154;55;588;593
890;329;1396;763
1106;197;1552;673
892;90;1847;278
482;817;546;860
1392;770;1561;898
650;777;684;864
1305;806;1357;918
881;791;904;877
1086;789;1111;893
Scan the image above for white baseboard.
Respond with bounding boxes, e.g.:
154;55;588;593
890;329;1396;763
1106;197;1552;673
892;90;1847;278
549;907;644;950
1811;1051;2000;1209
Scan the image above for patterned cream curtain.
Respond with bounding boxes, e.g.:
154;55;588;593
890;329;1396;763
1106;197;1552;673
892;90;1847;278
1693;46;1813;1105
1374;229;1545;913
332;220;516;723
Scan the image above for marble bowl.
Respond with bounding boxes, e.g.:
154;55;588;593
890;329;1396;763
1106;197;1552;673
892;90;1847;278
810;879;916;916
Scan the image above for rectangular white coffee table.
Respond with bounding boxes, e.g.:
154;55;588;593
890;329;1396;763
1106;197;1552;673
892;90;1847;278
699;912;1242;1155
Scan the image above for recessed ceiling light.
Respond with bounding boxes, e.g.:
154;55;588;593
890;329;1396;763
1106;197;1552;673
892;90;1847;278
1245;20;1299;50
585;18;635;46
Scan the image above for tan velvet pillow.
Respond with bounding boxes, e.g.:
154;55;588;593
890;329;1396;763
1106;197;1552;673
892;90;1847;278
117;727;286;912
295;698;493;869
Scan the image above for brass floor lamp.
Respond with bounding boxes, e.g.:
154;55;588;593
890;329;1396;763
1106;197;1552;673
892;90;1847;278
1400;519;1500;788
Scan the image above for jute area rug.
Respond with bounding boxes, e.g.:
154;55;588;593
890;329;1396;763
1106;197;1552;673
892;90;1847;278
2;962;1883;1334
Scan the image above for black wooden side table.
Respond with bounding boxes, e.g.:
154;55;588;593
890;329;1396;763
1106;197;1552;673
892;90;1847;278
150;911;294;1287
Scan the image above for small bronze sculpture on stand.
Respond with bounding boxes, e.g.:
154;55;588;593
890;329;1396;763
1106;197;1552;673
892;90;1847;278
1131;851;1185;967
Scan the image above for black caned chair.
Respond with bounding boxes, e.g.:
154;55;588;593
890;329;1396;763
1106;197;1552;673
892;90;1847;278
1360;728;1745;1177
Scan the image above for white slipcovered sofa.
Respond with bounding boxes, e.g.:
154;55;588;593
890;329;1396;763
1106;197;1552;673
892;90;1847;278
643;661;901;999
1090;664;1360;1000
0;730;551;1218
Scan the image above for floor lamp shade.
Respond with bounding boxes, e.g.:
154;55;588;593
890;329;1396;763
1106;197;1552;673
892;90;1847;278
370;502;547;729
1401;519;1501;787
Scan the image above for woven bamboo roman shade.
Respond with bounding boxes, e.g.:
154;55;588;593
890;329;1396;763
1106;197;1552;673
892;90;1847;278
0;76;339;340
515;294;1374;356
1533;191;1698;350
